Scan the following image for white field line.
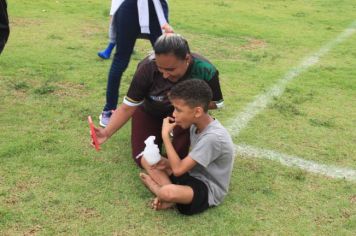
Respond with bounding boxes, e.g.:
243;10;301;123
227;21;356;137
227;21;356;181
235;144;356;181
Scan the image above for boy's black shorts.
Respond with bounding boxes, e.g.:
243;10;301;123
169;173;209;215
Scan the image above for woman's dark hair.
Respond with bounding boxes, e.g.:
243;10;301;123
154;34;190;60
169;79;212;112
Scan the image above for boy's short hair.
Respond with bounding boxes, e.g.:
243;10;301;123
154;34;190;60
169;79;212;112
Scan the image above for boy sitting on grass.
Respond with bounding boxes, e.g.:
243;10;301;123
140;79;234;215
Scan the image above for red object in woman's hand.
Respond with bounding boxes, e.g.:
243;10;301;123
88;116;100;151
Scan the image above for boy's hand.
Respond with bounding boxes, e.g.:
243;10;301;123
162;117;176;139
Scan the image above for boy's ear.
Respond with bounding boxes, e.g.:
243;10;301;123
194;106;204;118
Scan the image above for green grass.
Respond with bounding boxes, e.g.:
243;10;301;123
237;34;356;168
0;0;355;235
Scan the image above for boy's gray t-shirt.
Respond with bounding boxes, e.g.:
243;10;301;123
188;119;234;206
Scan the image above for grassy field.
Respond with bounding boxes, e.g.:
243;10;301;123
0;0;355;235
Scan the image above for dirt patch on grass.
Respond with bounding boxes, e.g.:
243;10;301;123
5;196;19;205
53;81;86;97
341;210;351;219
350;195;356;203
182;32;243;60
11;89;29;99
23;225;42;236
314;215;335;225
5;178;40;206
244;161;260;172
2;225;42;236
81;24;102;38
77;207;101;219
240;37;267;50
5;79;86;98
10;18;43;27
14;179;40;192
183;33;268;61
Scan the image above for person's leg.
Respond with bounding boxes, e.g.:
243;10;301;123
0;0;10;54
98;15;116;59
139;172;175;210
154;175;209;215
140;177;194;206
159;184;194;204
140;172;210;214
152;196;174;210
131;107;173;185
139;172;170;194
104;3;139;111
131;107;163;165
141;158;172;186
100;1;140;126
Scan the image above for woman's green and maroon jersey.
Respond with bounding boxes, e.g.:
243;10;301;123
124;53;224;118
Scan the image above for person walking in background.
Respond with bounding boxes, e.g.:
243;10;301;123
0;0;9;54
99;0;173;127
97;0;122;59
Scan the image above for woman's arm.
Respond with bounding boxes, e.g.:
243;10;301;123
105;103;138;138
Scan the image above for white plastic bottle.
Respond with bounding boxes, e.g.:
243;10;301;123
137;136;161;165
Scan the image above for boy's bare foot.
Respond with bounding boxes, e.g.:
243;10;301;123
151;197;174;210
139;173;160;194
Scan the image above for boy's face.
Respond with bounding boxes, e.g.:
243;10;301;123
171;99;196;129
155;53;190;83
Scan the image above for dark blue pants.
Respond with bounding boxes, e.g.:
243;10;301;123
104;0;168;111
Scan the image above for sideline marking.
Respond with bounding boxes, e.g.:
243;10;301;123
227;21;356;137
227;21;356;180
235;144;356;181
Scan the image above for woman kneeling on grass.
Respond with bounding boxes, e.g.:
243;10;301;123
140;79;234;215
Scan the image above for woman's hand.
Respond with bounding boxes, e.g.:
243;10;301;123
150;157;170;171
91;126;109;147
